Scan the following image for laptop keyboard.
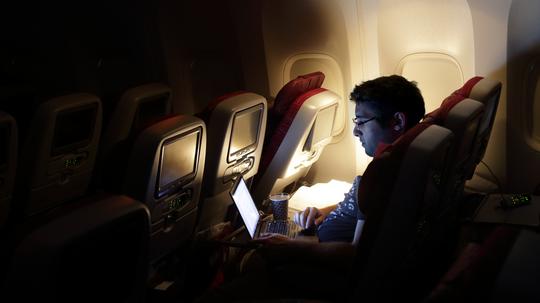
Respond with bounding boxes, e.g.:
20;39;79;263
265;220;289;235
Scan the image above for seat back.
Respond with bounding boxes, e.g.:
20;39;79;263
421;83;487;271
5;194;150;303
101;83;172;157
253;72;339;203
15;93;102;217
427;77;501;179
196;92;267;229
123;115;206;261
98;83;172;192
465;78;502;179
0;112;17;229
425;96;485;213
351;123;454;302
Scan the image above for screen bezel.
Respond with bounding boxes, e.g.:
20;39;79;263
227;104;263;163
155;127;202;199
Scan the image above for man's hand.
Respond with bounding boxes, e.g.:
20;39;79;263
293;207;325;229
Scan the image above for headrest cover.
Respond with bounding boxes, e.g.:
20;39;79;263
259;87;327;176
425;76;483;123
373;122;432;158
273;71;325;116
101;83;172;158
195;91;247;122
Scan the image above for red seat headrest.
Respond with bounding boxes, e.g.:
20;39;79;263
425;76;483;124
273;71;325;117
258;87;327;178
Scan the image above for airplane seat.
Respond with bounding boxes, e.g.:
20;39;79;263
425;225;520;303
195;91;267;230
13;93;102;219
4;194;150;303
271;71;325;114
426;76;502;180
97;83;172;193
351;123;454;302
0;111;17;230
422;98;485;291
252;71;339;204
0;112;18;285
464;78;502;179
425;96;485;216
122;115;206;263
265;71;325;147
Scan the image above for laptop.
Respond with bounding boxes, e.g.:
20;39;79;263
230;176;300;239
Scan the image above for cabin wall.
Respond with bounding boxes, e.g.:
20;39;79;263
361;0;514;192
353;0;477;176
157;0;246;115
250;0;519;188
507;0;540;192
1;0;165;132
305;0;514;190
467;0;511;191
5;0;540;194
228;1;271;99
260;0;359;185
377;0;475;112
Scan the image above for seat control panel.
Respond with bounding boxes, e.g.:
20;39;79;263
223;157;254;183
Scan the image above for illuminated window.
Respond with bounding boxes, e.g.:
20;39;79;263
396;53;464;113
283;54;345;135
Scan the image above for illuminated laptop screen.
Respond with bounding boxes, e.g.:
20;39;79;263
231;177;260;238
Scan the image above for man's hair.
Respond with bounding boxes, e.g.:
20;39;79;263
350;75;425;129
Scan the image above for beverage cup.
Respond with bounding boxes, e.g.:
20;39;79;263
269;193;290;221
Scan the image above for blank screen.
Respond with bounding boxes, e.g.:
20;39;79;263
159;131;199;189
231;177;260;238
52;106;96;155
229;106;262;157
311;105;336;146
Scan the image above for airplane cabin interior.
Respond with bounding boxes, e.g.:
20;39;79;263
1;0;540;302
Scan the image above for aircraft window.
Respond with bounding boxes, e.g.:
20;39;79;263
396;52;464;113
284;54;345;135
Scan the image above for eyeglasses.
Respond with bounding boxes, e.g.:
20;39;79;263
352;116;377;127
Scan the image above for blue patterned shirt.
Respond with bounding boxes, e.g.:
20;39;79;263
317;176;364;242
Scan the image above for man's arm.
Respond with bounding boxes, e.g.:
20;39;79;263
254;234;356;271
293;176;361;229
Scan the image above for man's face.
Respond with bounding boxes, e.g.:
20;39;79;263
353;103;395;157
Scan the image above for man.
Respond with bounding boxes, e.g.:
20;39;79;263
196;75;425;302
292;74;425;243
249;74;425;289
